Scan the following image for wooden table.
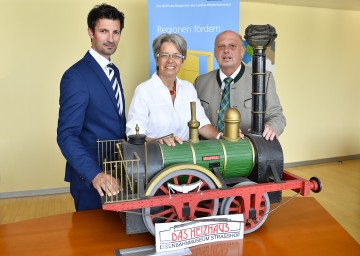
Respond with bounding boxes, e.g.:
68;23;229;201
0;197;359;255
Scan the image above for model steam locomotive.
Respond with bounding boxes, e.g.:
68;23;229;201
98;25;322;236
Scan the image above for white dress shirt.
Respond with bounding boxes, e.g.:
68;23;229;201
219;65;242;90
126;73;211;141
89;48;123;114
89;48;111;75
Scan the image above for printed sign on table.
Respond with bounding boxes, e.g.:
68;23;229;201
155;214;244;253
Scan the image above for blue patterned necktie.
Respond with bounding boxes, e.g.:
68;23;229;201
217;77;233;132
107;64;123;115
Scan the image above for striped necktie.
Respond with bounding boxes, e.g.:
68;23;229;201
107;64;123;115
217;77;233;132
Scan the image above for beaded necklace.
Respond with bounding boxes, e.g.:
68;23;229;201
169;81;176;95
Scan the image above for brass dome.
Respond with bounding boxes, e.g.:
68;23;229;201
223;108;241;142
224;108;241;123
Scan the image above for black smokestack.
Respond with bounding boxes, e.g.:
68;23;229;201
244;24;277;135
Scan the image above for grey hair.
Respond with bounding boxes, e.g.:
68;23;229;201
152;33;187;61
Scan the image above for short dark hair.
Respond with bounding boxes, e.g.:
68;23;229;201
87;4;125;33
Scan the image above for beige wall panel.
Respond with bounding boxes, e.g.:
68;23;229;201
240;3;360;163
0;0;359;192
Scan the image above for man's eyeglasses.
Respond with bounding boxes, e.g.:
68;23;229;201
157;53;184;60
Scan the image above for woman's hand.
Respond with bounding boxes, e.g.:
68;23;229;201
158;135;183;147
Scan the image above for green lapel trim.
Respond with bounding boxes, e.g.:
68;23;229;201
216;62;246;88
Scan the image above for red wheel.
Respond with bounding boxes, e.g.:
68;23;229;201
220;179;270;234
310;176;322;193
142;166;220;235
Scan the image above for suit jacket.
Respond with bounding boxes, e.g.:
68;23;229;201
194;63;286;136
57;51;126;190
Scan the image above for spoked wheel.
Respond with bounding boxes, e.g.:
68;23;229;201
142;164;221;235
220;179;270;234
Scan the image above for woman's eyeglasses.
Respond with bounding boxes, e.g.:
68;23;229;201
157;53;184;60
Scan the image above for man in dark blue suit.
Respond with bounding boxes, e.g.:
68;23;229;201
57;4;126;211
